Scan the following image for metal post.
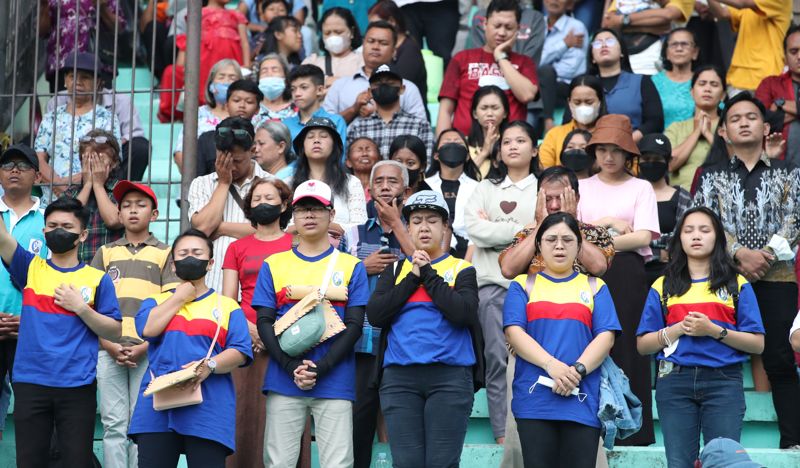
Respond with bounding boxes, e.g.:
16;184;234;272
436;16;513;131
180;0;202;231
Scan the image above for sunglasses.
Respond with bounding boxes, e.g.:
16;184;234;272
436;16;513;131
0;161;35;171
80;136;110;144
216;128;251;140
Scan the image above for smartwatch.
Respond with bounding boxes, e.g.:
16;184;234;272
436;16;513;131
207;359;218;374
572;362;587;378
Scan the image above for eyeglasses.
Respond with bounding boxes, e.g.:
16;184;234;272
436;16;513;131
542;235;577;246
80;136;110;144
293;206;331;217
668;41;695;50
591;37;618;49
0;161;34;172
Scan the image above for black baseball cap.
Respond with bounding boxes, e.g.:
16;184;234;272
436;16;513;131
637;133;672;160
369;64;403;84
0;144;39;171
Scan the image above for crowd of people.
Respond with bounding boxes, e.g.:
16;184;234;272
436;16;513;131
4;0;800;467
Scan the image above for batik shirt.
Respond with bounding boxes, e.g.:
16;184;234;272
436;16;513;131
693;154;800;282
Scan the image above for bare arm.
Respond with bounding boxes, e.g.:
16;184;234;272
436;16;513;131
497;59;538;104
577;240;610;277
54;284;121;341
669;126;703;172
39;0;51;37
436;98;456;137
221;269;240;301
707;0;733;20
0;215;19;265
575;331;615;374
637;322;684;355
791;328;800;353
499;227;537;279
613;230;653;252
238;24;251;68
215;222;256;240
94;187;122;230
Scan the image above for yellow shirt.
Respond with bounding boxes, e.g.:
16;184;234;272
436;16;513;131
727;0;792;91
539;120;577;169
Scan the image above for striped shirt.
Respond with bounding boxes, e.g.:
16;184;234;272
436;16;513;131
91;234;180;344
187;162;271;291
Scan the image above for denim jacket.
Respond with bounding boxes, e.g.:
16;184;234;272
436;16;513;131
597;356;642;449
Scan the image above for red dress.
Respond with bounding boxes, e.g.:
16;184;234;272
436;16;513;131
159;7;247;122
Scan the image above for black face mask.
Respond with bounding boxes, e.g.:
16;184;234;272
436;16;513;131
45;228;80;254
250;203;283;225
407;168;420;187
560;149;592;173
638;161;669;182
174;256;210;281
371;84;401;106
437;143;468;168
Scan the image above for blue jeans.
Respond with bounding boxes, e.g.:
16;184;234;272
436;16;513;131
380;364;474;468
655;363;745;468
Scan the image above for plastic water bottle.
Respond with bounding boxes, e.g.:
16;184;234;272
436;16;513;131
375;452;390;468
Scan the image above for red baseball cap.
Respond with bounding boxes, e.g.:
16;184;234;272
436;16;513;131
113;180;158;209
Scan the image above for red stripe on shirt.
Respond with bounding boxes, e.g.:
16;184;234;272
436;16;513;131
526;301;592;328
666;303;735;326
407;286;432;303
165;315;228;347
275;288;347;309
23;288;76;316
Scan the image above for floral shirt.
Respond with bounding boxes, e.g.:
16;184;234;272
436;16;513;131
498;222;615;275
34;104;121;204
174;105;225;154
256;102;297;125
46;0;127;75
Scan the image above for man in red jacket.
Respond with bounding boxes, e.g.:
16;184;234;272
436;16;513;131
755;24;800;164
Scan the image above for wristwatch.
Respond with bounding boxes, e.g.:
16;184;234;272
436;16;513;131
572;362;587;378
496;52;509;62
775;98;786;110
717;328;728;341
207;359;217;374
622;14;632;27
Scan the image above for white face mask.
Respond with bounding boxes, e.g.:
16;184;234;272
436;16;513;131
324;35;351;55
572;104;600;125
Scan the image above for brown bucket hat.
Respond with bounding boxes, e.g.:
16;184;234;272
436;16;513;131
586;114;640;156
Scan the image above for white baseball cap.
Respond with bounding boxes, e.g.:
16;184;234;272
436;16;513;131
292;179;333;207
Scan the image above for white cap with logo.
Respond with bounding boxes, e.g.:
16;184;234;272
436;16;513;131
292;179;333;207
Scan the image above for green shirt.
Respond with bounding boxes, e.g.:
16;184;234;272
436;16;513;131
665;118;712;191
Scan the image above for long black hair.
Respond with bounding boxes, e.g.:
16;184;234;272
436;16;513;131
427;128;481;180
260;16;302;67
691;64;726;116
587;28;632;75
662;206;738;298
292;127;349;197
468;85;509;149
389;135;428;174
534;212;583;256
568;74;608;117
488;121;540;184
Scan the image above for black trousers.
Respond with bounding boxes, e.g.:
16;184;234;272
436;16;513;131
353;353;380;468
0;338;16;385
121;136;151;181
516;419;601;468
751;281;800;447
401;0;460;67
538;64;571;121
136;432;228;468
141;20;176;79
12;381;97;468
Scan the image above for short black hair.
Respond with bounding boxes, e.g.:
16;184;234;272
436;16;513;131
365;20;398;45
259;0;292;12
215;116;256;151
486;0;522;24
720;92;767;124
227;78;264;102
784;23;800;51
539;166;579;193
45;197;90;230
534;212;583;255
318;7;363;51
288;64;325;87
171;228;215;260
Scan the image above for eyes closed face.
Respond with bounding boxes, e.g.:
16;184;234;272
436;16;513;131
680;211;716;259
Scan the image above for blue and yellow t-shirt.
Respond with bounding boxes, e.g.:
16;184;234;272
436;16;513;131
129;289;252;452
7;245;121;387
385;254;476;368
251;246;370;401
637;275;764;367
503;272;621;427
0;199;48;316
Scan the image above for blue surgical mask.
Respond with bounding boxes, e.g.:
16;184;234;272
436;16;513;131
259;77;286;101
212;82;230;104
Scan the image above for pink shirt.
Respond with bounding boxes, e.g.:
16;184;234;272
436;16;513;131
577;175;660;258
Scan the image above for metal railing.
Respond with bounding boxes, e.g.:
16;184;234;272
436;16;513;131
0;0;202;243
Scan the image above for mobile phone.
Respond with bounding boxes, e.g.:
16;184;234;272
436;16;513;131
379;245;391;254
306;365;318;374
